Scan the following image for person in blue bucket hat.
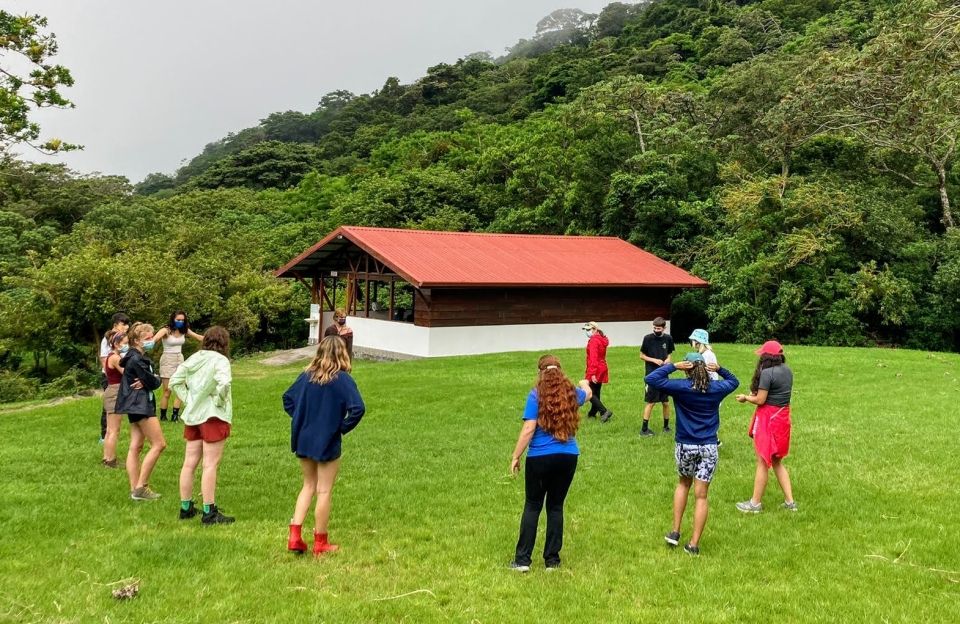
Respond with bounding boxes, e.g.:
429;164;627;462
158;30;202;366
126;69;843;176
688;329;718;381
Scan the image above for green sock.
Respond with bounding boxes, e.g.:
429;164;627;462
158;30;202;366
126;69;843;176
203;503;213;514
180;500;192;511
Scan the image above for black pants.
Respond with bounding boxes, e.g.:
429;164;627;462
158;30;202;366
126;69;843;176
514;453;578;566
99;372;108;439
587;381;608;416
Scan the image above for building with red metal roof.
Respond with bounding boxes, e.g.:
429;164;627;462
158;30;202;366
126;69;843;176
276;226;707;358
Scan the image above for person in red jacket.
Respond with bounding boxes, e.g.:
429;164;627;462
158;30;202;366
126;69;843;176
583;322;614;423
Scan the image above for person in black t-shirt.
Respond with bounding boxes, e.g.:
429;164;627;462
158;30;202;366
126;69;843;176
639;317;675;436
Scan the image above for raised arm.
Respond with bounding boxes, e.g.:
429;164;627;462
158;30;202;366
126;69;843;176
644;363;677;389
187;329;204;341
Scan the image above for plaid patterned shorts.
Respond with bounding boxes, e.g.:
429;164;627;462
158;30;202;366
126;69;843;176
674;443;719;483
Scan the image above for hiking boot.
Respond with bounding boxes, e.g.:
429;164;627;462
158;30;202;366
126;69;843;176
600;410;614;423
684;543;700;556
508;561;530;573
101;458;119;469
201;505;235;525
663;425;671;433
664;531;680;547
639;429;655;437
736;500;763;514
586;412;598;419
130;485;161;501
782;501;798;512
179;502;198;520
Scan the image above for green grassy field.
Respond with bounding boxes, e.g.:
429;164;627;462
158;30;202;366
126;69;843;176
1;344;958;623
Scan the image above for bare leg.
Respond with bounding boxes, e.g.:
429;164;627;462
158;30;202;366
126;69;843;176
771;457;794;504
662;401;671;424
200;440;226;505
179;440;203;501
750;455;769;504
174;396;183;410
126;423;144;490
690;479;710;546
314;459;341;533
134;418;167;488
642;402;654;423
159;378;171;410
103;412;123;461
672;476;692;533
292;458;318;525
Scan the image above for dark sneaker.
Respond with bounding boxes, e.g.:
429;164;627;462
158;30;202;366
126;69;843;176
130;485;161;501
600;410;614;423
201;505;235;525
545;562;561;571
101;458;118;469
683;543;700;556
736;500;763;514
179;502;198;520
640;429;655;437
586;412;598;419
508;561;530;573
664;531;680;547
663;425;671;433
782;501;798;512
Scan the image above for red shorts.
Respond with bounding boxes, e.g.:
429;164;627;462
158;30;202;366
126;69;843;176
183;418;231;443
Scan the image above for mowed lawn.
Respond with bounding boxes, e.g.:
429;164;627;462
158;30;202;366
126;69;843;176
1;344;958;623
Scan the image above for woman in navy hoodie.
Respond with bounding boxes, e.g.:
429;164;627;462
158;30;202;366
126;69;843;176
283;335;365;555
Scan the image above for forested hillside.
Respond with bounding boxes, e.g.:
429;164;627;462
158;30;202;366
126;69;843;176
3;0;960;399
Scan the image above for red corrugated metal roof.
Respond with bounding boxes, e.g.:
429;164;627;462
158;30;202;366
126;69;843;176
276;226;708;289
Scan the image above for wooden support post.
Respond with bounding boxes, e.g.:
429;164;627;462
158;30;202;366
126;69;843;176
364;278;371;318
318;277;325;312
389;278;395;321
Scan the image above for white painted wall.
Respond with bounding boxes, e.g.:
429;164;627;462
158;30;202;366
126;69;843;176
344;317;670;358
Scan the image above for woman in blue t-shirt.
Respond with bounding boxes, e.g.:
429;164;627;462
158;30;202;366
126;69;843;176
509;354;592;572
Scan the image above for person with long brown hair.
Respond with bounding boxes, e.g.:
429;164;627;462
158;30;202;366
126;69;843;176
508;355;592;572
735;340;796;513
283;335;365;555
170;326;235;524
115;322;166;501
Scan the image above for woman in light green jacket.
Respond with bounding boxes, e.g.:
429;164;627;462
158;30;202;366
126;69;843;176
170;326;235;525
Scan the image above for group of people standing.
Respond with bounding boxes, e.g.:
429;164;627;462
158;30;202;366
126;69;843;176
507;318;796;569
98;311;236;524
94;309;367;555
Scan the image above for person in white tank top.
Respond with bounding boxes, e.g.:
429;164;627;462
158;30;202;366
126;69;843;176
152;310;204;422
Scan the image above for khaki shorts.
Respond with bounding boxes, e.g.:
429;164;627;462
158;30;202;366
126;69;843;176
159;352;184;378
103;384;120;414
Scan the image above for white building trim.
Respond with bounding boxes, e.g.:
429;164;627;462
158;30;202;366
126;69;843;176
345;317;670;358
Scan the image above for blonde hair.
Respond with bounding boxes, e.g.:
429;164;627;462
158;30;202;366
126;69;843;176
126;322;154;347
305;335;352;384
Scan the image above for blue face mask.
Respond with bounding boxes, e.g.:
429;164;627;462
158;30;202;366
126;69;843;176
174;320;186;329
143;340;156;352
119;344;129;354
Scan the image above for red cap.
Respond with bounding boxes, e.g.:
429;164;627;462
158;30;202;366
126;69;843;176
756;340;784;356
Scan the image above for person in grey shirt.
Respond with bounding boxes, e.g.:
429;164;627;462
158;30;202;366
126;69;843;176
734;340;797;513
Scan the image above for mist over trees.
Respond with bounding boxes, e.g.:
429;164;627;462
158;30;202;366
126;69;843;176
3;0;960;399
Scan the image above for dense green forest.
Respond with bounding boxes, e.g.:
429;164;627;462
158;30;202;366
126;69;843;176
2;0;960;400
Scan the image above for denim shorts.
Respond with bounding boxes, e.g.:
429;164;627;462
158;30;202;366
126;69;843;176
674;443;719;483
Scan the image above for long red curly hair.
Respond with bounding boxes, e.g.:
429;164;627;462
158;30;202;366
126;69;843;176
535;354;580;442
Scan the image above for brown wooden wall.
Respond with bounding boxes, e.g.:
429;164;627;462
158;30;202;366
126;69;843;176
413;287;677;328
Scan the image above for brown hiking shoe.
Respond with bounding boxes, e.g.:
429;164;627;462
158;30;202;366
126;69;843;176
130;485;161;501
101;459;119;469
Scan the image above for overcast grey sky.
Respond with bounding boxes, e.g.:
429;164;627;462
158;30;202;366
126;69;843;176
8;0;616;183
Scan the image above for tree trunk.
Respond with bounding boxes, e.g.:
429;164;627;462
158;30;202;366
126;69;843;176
934;161;954;228
779;145;791;199
630;109;646;154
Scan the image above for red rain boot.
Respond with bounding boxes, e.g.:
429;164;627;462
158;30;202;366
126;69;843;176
287;524;307;553
313;531;339;555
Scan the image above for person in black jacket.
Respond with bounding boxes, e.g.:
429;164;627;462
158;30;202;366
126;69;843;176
115;322;166;501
